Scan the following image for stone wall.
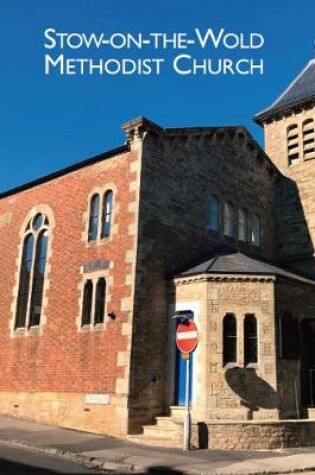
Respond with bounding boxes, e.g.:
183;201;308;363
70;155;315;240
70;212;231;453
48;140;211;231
275;277;315;417
175;276;278;421
128;123;278;431
193;420;315;450
264;107;315;276
0;391;125;437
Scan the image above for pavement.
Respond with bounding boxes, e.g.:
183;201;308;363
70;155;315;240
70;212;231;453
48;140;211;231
0;414;314;474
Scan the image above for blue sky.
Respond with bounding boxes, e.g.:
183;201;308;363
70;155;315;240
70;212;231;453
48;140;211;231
0;0;314;191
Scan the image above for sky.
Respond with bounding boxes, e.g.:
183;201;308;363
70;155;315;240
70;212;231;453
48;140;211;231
0;0;314;191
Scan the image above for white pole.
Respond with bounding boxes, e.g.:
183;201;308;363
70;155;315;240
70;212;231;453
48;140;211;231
183;354;190;451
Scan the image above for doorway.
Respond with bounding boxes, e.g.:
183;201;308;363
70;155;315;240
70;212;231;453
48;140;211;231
174;349;193;406
300;319;315;406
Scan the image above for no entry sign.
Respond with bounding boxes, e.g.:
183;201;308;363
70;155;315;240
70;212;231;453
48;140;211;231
176;319;198;354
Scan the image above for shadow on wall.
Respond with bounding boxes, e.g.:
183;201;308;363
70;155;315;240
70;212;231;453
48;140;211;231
225;367;278;417
276;176;315;278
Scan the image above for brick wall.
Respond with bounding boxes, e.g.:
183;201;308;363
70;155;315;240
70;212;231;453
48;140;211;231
0;147;140;436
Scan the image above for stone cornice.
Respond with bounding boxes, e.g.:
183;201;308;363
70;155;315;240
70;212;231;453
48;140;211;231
173;273;276;286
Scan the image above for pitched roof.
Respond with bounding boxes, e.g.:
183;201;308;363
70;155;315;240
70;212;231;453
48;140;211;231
175;248;315;286
0;145;128;200
255;59;315;124
0;118;280;200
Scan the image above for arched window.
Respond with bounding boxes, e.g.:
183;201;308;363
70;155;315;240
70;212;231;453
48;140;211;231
223;313;237;365
94;278;106;324
287;124;299;165
252;213;261;247
15;213;49;329
279;311;299;359
101;190;113;238
88;194;100;242
223;202;235;238
208;195;220;231
303;119;315;160
29;231;49;327
81;277;107;326
15;234;34;328
82;280;93;325
238;208;248;243
244;314;258;365
87;191;114;242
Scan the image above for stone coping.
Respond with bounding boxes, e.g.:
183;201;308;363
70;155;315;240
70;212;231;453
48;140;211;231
196;419;315;425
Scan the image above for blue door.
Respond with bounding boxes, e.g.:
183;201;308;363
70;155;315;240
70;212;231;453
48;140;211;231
174;349;193;406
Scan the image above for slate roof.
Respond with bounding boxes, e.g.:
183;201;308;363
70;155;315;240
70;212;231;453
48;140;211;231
255;59;315;124
176;249;315;286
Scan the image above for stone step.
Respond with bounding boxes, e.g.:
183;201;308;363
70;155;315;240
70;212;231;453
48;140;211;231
128;433;182;448
307;407;315;419
143;425;183;438
155;416;183;430
128;410;187;449
170;406;185;418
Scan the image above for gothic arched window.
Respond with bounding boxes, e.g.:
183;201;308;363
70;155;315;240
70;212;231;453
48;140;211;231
82;280;93;325
223;202;235;238
15;213;49;329
223;313;237;365
244;314;258;365
81;277;107;326
101;191;113;238
208;195;220;231
94;278;106;324
252;213;261;247
88;190;114;242
238;208;248;243
88;194;100;242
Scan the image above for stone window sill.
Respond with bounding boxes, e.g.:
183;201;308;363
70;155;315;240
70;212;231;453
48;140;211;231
13;326;41;337
222;362;240;370
80;323;105;332
244;362;258;370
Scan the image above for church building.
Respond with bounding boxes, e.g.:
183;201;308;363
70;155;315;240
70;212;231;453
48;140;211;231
0;59;315;450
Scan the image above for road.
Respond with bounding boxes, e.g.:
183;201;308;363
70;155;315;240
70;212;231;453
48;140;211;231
0;442;106;474
0;439;314;475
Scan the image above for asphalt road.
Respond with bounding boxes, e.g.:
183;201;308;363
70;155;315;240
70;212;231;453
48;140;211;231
1;438;314;475
0;442;105;474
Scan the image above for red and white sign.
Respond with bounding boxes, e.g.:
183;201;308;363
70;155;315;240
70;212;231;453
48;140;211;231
176;319;198;354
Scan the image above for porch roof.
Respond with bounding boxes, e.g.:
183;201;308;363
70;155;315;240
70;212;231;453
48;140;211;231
175;249;315;286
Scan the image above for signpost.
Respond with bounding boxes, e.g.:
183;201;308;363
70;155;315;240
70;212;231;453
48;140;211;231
175;318;198;451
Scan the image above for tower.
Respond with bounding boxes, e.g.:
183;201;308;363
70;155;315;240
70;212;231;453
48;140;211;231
255;60;315;277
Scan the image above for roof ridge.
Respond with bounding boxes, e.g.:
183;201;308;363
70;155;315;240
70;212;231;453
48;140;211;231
206;254;220;272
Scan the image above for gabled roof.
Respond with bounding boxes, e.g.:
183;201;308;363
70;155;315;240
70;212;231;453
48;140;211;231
0;145;128;200
175;248;315;286
255;59;315;124
1;117;280;200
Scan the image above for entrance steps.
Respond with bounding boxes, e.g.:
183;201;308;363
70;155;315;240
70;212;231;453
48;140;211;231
128;407;185;448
